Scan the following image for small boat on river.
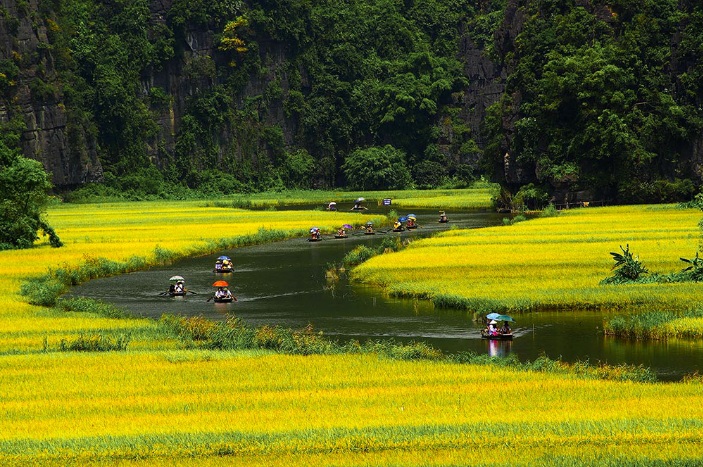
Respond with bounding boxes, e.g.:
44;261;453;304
165;275;188;296
481;313;515;340
214;256;233;273
211;280;236;303
406;215;418;229
481;330;513;340
309;227;322;242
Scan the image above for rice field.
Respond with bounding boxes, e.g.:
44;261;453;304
352;204;703;314
2;351;703;465
1;194;703;465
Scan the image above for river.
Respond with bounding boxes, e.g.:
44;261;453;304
66;206;703;380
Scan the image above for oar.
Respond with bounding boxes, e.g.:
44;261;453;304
206;296;213;302
187;290;197;295
158;291;168;296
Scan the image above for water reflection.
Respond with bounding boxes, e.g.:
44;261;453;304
487;339;512;357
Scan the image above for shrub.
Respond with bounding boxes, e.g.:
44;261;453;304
601;244;648;284
58;333;130;352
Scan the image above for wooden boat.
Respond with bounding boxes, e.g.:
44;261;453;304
308;237;322;242
334;234;348;239
481;330;513;340
213;296;234;303
406;224;418;230
364;231;375;235
169;291;186;297
215;265;233;273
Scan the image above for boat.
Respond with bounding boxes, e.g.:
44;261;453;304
214;256;233;273
481;330;514;340
406;215;418;229
438;211;448;223
351;197;368;211
309;227;322;242
213;296;234;303
481;313;515;340
334;234;348;239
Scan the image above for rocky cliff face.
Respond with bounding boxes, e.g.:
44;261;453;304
0;0;102;187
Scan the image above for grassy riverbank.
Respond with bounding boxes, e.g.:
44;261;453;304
353;204;703;317
1;192;703;465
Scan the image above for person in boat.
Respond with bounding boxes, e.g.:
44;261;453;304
487;320;499;336
214;259;223;272
365;223;375;234
406;217;416;229
337;227;347;237
168;283;176;295
174;281;185;294
438;211;448;223
215;286;233;300
393;220;403;231
222;258;232;271
500;321;512;335
310;228;321;241
327;201;337;211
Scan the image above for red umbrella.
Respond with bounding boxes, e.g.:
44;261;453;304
212;280;229;287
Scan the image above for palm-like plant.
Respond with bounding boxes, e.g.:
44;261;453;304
608;244;648;282
680;252;703;282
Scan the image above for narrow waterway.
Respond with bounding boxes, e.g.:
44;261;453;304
66;206;703;380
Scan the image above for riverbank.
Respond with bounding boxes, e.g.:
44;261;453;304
352;204;703;322
2;193;703;464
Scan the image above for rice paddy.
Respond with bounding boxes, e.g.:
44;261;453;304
352;204;703;315
1;193;702;465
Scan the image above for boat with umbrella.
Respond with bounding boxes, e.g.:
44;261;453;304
481;313;515;340
335;224;353;238
406;214;418;229
165;275;187;296
214;255;233;273
351;197;367;211
210;280;236;303
309;227;322;242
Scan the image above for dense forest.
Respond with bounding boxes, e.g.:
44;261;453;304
1;0;703;206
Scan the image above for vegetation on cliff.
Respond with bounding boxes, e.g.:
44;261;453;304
2;0;703;205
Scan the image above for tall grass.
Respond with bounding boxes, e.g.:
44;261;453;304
0;351;699;466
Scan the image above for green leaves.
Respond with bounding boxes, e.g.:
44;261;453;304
602;244;649;284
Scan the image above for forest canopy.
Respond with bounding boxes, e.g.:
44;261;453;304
1;0;703;205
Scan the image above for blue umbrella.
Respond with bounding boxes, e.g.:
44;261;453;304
486;313;502;320
407;213;416;218
398;216;408;222
217;256;231;261
495;314;515;322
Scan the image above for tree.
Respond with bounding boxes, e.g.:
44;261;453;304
341;145;412;190
0;126;61;249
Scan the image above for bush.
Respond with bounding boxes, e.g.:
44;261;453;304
342;145;413;190
601;244;648;284
58;333;130;352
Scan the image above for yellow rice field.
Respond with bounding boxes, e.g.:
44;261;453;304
353;204;703;312
2;351;703;465
1;195;702;465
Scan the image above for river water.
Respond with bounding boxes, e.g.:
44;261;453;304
66;206;703;380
